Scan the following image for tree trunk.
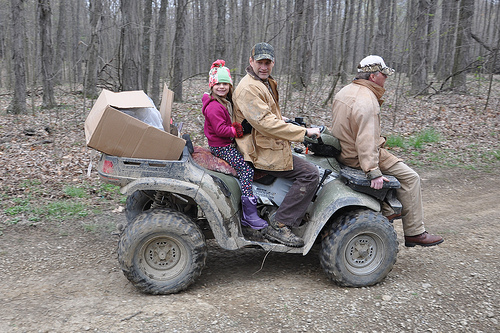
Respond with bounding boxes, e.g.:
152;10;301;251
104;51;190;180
409;0;429;95
38;0;56;108
290;0;305;91
215;0;226;59
85;0;102;99
9;0;27;114
239;0;249;74
436;0;459;81
451;0;474;92
151;0;168;107
342;0;354;83
302;0;314;86
121;0;142;91
54;0;67;85
172;0;186;102
70;0;83;86
141;0;153;93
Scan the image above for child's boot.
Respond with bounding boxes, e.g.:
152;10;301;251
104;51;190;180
241;196;268;230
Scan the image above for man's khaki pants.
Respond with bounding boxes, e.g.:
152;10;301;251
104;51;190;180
383;162;426;237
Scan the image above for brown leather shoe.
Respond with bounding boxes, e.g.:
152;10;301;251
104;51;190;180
385;213;402;221
405;231;444;247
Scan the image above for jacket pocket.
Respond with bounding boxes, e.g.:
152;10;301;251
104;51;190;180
255;135;285;150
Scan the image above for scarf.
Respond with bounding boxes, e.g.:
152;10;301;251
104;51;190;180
353;79;386;106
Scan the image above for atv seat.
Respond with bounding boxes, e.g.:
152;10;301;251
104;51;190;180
191;146;238;176
339;165;400;201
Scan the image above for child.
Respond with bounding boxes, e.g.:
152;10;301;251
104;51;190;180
202;59;268;230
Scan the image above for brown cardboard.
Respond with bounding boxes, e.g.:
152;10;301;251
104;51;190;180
85;89;185;160
159;83;174;133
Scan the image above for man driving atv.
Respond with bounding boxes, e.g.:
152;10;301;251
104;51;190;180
232;42;321;247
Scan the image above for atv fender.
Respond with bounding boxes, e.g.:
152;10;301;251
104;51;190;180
120;176;239;250
302;178;381;254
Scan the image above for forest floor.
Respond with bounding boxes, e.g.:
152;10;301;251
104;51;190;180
0;75;499;332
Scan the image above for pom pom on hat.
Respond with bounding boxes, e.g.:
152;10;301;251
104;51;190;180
209;59;233;88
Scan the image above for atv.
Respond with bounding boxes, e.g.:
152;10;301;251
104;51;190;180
97;123;402;295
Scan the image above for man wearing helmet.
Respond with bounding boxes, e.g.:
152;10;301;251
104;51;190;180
330;55;444;247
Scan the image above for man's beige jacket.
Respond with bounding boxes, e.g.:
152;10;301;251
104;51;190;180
330;80;401;179
233;73;306;171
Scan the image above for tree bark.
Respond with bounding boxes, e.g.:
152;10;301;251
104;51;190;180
290;0;305;91
9;0;27;114
342;0;354;83
215;0;226;59
436;0;459;80
151;0;168;107
85;0;102;99
141;0;153;94
409;0;429;95
172;0;187;102
239;0;250;74
38;0;56;108
121;0;142;91
54;0;67;85
451;0;474;92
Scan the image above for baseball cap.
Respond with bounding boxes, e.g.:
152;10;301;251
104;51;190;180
251;42;275;62
357;55;395;76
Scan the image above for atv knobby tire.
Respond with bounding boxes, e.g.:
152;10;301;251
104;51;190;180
320;209;398;287
118;209;207;295
125;190;156;223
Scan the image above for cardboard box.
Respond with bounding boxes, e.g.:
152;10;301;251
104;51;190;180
85;85;185;160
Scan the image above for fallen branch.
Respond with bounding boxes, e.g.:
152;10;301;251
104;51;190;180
120;311;143;322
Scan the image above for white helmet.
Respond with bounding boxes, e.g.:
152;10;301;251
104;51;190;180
357;55;395;76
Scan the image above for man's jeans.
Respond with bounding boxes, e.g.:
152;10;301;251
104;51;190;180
264;156;319;227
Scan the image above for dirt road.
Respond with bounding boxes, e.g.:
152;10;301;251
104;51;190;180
1;168;499;333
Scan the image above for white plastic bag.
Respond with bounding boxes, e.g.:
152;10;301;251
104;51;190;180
120;106;164;131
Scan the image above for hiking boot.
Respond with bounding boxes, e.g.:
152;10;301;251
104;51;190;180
265;222;304;247
404;231;444;247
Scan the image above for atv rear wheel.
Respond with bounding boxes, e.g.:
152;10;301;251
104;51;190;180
320;209;398;287
125;190;156;223
118;209;207;294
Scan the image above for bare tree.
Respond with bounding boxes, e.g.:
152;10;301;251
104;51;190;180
408;0;429;95
141;0;153;93
151;0;168;107
290;0;305;90
121;0;142;91
85;0;102;98
239;0;250;74
342;0;354;83
70;0;84;85
451;0;475;92
215;0;226;59
9;0;27;114
38;0;56;108
54;0;67;85
436;0;459;81
172;0;187;102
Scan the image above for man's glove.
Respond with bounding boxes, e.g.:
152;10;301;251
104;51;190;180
232;122;244;138
241;119;253;134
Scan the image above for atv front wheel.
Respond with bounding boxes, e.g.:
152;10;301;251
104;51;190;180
118;209;207;294
320;209;398;287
